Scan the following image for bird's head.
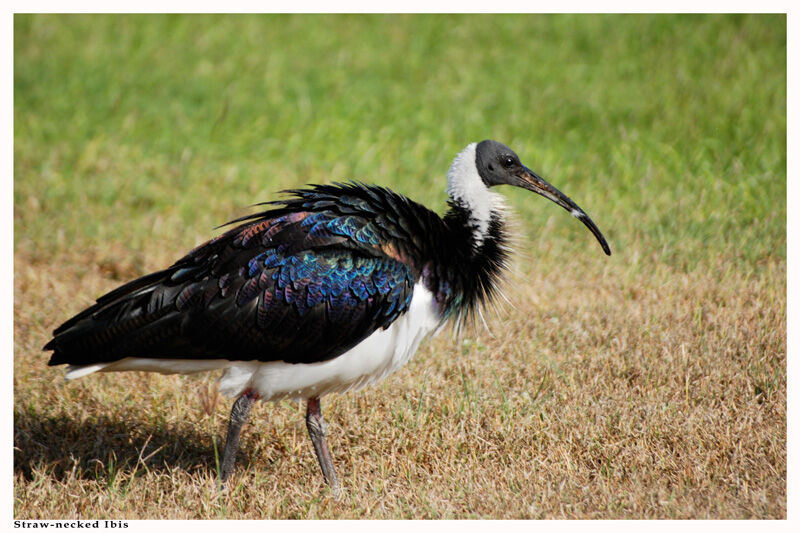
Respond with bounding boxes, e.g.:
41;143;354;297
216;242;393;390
474;139;611;256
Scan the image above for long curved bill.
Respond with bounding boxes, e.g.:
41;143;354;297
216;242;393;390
515;167;611;256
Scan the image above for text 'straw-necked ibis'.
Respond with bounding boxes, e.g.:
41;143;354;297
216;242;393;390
45;140;611;492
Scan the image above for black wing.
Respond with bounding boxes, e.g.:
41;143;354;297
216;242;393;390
45;185;429;366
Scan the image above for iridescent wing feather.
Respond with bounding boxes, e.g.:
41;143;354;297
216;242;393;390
46;184;428;367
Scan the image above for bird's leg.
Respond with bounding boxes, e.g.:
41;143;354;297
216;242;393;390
220;389;258;484
306;397;340;492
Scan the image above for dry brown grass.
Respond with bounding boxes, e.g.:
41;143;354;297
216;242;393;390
14;13;786;520
13;243;786;519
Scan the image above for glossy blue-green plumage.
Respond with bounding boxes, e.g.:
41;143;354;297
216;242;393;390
47;182;503;367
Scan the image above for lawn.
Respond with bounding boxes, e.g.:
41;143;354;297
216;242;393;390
14;14;786;518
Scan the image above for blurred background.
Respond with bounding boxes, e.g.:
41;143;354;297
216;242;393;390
14;14;786;519
15;14;785;265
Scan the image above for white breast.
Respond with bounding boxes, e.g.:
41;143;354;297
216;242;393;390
70;284;444;402
238;284;443;400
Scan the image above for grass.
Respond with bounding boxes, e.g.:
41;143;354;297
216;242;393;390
14;14;785;518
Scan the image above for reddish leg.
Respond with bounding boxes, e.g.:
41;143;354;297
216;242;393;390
306;397;340;492
220;389;258;484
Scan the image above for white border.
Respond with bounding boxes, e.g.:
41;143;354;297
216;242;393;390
5;7;793;530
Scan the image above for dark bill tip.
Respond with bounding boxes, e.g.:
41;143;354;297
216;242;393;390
517;168;611;256
573;210;611;256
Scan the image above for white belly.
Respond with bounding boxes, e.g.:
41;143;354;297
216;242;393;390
67;285;444;401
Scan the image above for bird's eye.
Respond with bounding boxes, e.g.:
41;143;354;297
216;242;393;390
501;156;514;168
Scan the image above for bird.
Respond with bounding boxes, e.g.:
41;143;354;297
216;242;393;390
45;140;610;492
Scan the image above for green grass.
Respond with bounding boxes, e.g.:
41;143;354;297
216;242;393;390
15;14;785;267
14;14;786;518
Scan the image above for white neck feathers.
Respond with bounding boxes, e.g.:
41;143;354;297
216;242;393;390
447;143;505;249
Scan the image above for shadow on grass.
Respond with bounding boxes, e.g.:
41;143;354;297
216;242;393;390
13;406;235;483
